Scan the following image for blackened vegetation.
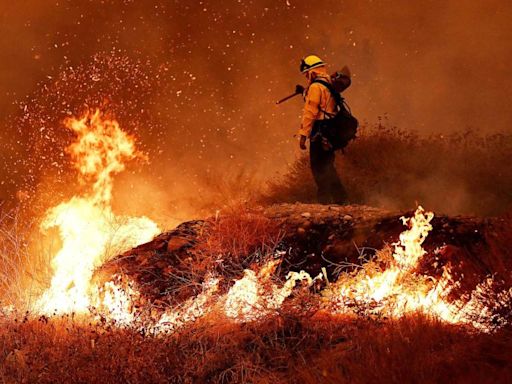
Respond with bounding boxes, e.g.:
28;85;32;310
97;203;511;314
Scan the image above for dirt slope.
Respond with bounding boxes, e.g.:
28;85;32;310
96;203;510;307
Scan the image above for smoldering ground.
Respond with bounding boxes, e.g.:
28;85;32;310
1;0;511;223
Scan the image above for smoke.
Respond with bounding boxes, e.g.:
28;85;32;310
1;0;511;219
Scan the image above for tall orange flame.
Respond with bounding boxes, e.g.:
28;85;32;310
325;206;453;317
36;110;159;315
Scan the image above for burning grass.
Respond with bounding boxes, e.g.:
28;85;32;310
2;201;512;382
199;204;284;270
0;204;53;308
32;110;160;316
263;124;512;216
1;312;511;383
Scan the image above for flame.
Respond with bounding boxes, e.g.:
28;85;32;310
326;206;454;317
154;276;220;334
223;259;317;321
393;207;434;271
95;278;142;326
323;206;510;331
217;208;509;331
35;110;159;315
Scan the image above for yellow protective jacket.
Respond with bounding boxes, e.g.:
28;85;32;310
298;69;337;138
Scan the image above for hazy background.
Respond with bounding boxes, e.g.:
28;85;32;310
0;0;511;225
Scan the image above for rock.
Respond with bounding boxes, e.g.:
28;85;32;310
302;221;312;229
167;236;191;252
343;215;353;221
301;212;312;218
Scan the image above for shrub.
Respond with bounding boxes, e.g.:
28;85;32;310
263;125;512;216
0;204;52;308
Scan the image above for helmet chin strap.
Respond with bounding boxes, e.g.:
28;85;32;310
305;71;318;83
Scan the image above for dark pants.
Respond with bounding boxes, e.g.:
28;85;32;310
310;127;348;205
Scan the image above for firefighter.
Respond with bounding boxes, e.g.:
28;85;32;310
298;55;349;204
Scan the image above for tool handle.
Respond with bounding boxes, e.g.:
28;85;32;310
276;92;300;105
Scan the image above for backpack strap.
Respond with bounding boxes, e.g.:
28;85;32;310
312;78;353;117
312;79;342;106
311;79;343;118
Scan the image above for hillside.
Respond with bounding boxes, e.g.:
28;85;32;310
98;203;509;307
2;203;512;383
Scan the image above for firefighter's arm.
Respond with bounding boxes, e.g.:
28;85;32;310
298;84;322;138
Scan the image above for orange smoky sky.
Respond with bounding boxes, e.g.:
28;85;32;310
0;0;510;216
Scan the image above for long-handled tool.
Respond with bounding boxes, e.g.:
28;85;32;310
276;85;305;105
276;92;300;104
276;68;351;105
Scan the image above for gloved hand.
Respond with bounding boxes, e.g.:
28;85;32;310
321;136;333;151
299;135;307;150
295;84;305;95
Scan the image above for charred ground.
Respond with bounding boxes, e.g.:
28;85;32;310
97;203;511;308
2;203;512;383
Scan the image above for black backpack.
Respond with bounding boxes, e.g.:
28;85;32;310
312;79;358;151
